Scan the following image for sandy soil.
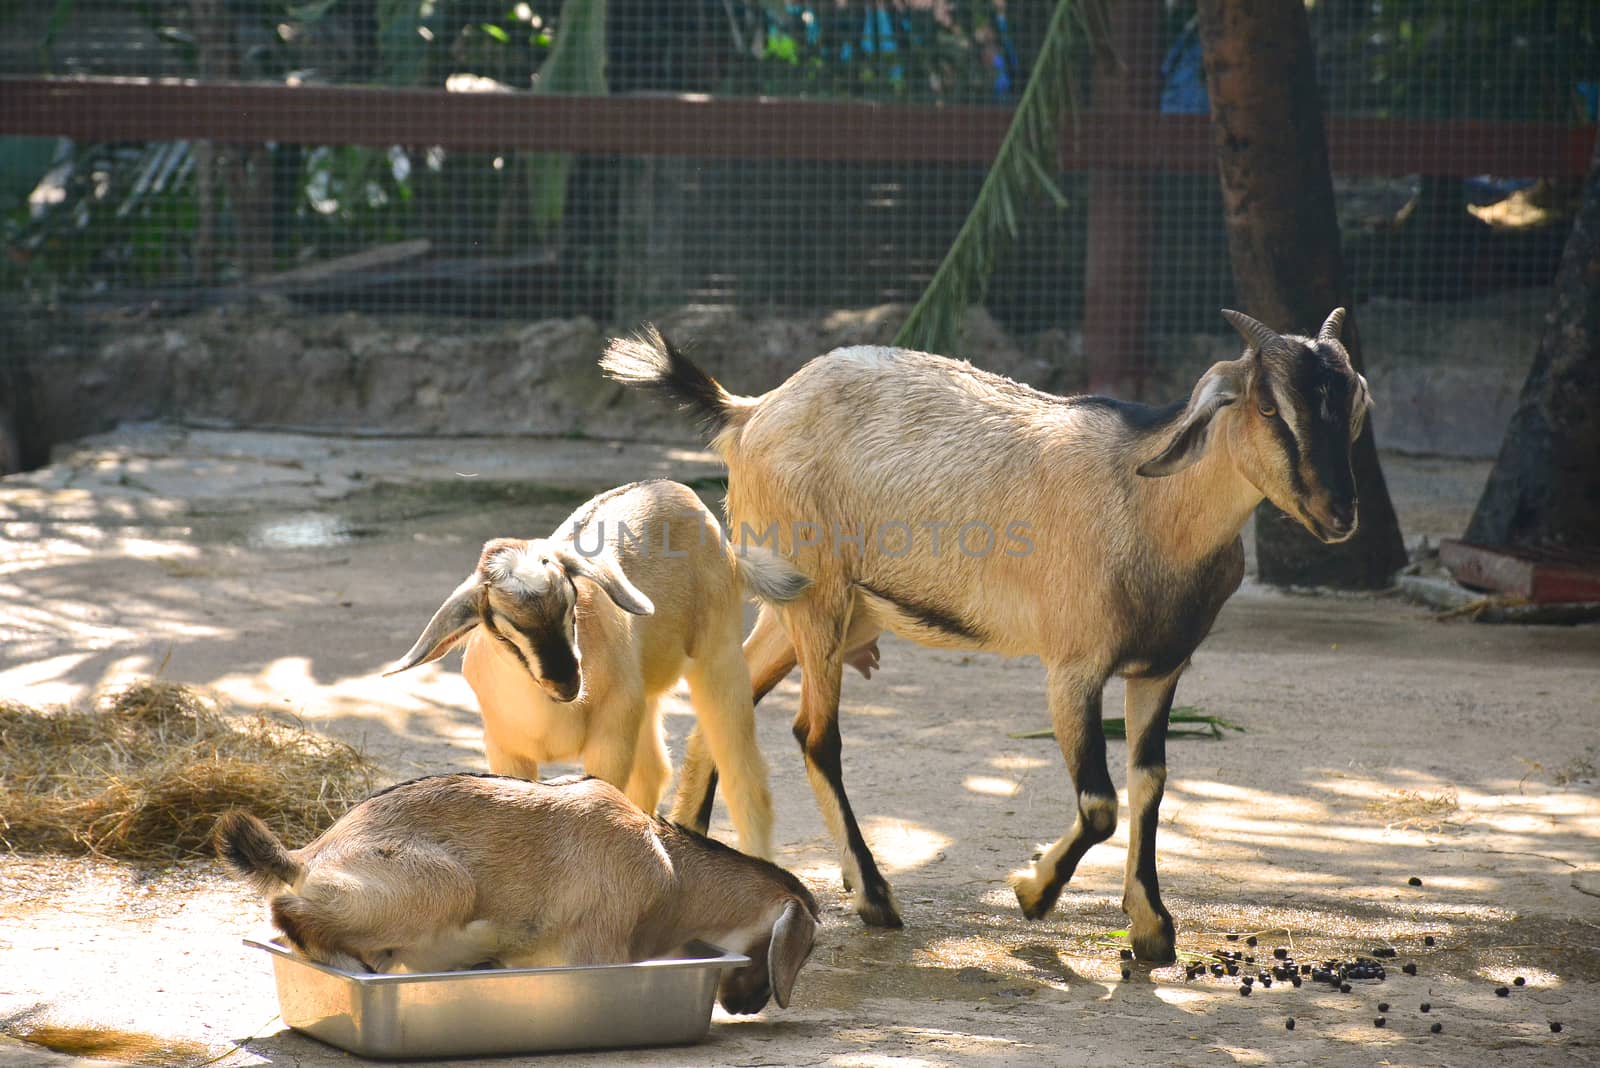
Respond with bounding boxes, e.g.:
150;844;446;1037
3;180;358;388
2;426;1596;1068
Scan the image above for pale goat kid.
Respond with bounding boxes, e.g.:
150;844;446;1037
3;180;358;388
389;479;807;859
601;309;1372;962
215;773;820;1013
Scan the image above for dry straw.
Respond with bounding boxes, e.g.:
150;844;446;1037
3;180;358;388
0;680;373;862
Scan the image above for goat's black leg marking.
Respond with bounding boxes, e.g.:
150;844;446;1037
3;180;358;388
787;599;901;927
692;768;719;832
792;711;901;926
1012;666;1116;920
1121;670;1181;962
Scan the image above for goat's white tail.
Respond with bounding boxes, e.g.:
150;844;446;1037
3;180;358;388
733;546;811;604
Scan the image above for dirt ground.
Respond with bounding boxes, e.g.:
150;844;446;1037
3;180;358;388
2;425;1597;1068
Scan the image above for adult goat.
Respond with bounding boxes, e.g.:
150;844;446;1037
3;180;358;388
601;309;1371;961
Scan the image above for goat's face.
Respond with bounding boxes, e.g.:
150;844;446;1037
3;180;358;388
714;898;818;1015
387;537;653;690
1225;310;1370;543
478;539;585;702
1138;308;1371;544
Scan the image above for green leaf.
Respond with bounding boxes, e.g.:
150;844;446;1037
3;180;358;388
1007;709;1245;742
0;136;60;214
480;22;510;44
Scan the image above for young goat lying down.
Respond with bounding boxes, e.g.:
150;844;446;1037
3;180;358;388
215;773;820;1014
388;479;806;858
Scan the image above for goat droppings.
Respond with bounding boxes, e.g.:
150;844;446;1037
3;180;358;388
1424;935;1436;946
1285;1018;1296;1031
1375;1017;1387;1028
1550;1022;1563;1033
1408;876;1423;887
1402;963;1418;975
1421;1002;1431;1013
1514;976;1526;986
1431;1022;1443;1034
1495;986;1511;997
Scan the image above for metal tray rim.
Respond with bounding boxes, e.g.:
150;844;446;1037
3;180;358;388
244;935;750;986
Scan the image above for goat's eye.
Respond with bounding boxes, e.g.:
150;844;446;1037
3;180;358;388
1258;401;1277;418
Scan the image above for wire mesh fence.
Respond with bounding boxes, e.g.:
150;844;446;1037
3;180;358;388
1;1;1596;452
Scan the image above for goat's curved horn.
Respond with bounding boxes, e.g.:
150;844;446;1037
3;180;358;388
1318;307;1347;342
1220;308;1279;353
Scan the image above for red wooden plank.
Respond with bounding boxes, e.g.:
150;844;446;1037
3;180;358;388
0;77;1592;176
1440;539;1600;603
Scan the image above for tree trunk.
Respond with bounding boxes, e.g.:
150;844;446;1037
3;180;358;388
1196;0;1408;588
1465;134;1600;549
1083;0;1162;398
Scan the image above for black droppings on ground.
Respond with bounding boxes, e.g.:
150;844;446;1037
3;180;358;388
1431;1022;1443;1034
1550;1022;1563;1033
1421;1002;1431;1013
1273;947;1288;960
1285;1018;1296;1031
1290;976;1302;988
1402;963;1418;976
1378;1002;1390;1012
1239;984;1252;997
1225;933;1239;941
1408;876;1423;886
1121;966;1131;980
1513;976;1526;986
1424;935;1436;946
1372;946;1397;958
1341;983;1353;994
1495;985;1510;997
1246;936;1258;947
1375;1017;1387;1028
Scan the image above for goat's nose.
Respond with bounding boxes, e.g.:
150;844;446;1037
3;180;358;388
1329;499;1358;534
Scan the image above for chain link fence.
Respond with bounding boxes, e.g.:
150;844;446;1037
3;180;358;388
1;1;1596;465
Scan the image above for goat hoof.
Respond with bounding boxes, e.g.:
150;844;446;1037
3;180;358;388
1131;920;1177;964
856;897;904;929
1010;871;1060;921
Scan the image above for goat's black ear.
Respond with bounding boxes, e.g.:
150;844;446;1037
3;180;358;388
554;547;654;616
385;574;482;675
1137;366;1241;478
768;900;817;1009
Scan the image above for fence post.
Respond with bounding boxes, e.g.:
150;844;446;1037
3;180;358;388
1082;0;1164;398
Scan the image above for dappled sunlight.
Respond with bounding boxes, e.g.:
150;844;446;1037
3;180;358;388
987;753;1050;772
832;1056;946;1068
963;776;1019;799
832;1026;1037;1061
860;817;953;875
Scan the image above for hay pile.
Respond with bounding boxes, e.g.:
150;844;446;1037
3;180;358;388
0;681;373;862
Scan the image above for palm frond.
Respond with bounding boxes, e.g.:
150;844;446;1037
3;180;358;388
895;0;1107;355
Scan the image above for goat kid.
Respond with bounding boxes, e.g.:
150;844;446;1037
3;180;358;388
601;309;1372;961
215;773;820;1013
388;479;807;859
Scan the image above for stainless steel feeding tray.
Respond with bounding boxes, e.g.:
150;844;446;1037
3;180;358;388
244;936;750;1059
